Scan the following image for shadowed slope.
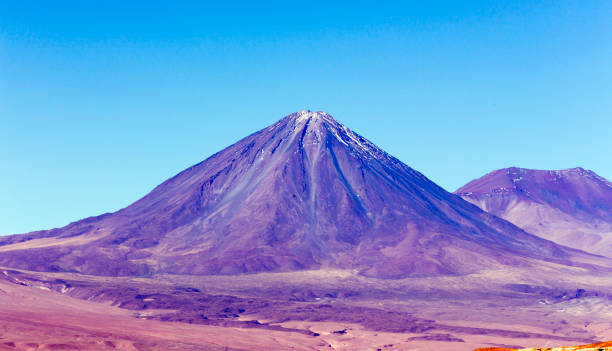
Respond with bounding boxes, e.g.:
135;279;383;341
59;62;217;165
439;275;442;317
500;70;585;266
0;111;608;277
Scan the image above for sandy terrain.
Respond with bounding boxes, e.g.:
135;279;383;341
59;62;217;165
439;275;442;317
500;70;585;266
476;340;612;350
0;278;324;351
2;265;612;350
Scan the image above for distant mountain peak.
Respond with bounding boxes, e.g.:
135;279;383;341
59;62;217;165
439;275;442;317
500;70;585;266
456;167;612;256
500;166;588;176
457;167;610;197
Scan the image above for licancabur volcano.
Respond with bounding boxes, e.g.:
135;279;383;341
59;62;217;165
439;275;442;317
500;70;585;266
0;110;606;277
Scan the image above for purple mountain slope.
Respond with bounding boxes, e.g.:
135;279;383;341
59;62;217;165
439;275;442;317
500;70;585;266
0;111;608;277
456;167;612;256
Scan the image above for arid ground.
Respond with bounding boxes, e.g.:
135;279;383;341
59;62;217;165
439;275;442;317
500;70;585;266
2;262;612;351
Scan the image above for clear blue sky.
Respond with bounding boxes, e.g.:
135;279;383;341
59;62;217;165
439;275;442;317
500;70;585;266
1;1;611;235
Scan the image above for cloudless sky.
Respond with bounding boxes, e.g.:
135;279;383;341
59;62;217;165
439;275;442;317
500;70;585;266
1;1;611;235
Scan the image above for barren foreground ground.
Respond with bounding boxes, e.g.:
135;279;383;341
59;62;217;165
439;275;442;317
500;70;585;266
476;341;612;350
2;263;612;351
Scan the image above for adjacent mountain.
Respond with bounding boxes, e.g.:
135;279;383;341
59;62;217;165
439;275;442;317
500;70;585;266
0;111;607;278
456;167;612;256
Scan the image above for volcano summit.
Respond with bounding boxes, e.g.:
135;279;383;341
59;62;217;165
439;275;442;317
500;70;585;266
0;111;605;277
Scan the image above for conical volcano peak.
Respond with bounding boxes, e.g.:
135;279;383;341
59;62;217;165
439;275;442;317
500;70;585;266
282;110;398;165
287;110;339;133
292;109;333;121
2;110;605;279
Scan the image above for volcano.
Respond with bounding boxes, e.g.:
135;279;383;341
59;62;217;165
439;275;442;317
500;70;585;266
456;167;612;256
0;111;605;277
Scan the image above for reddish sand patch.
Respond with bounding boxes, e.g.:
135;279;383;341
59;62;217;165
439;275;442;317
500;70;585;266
475;340;612;350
